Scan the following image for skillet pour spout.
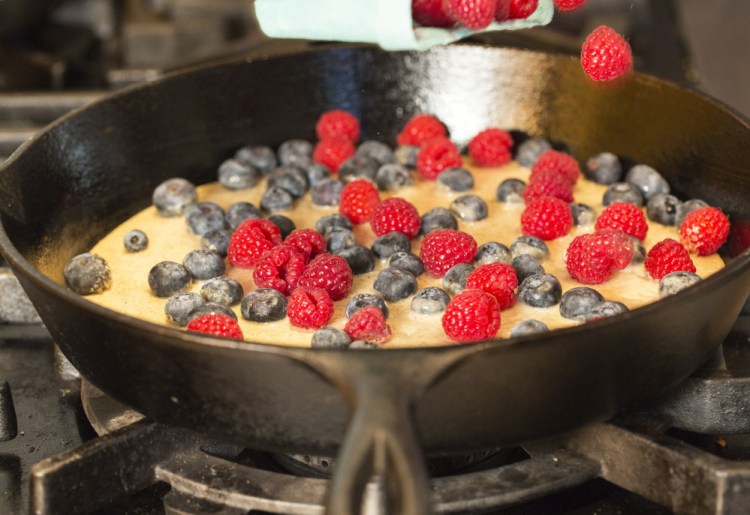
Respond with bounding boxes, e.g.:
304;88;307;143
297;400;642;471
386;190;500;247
1;45;750;514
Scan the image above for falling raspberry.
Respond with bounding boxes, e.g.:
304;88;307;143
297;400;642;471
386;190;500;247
508;0;538;19
554;0;587;11
444;0;496;30
581;25;633;82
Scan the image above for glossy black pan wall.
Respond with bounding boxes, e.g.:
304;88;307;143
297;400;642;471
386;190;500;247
1;46;750;513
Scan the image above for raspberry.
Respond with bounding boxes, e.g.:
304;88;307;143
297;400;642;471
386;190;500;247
530;150;581;184
287;286;334;329
339;179;381;224
397;114;447;147
412;0;455;27
298;253;353;301
521;196;573;241
466;263;518;310
344;306;392;344
284;228;327;263
313;135;356;173
416;136;462;180
227;218;282;268
420;229;478;277
444;0;496;30
252;244;307;295
595;202;648;241
565;230;633;284
315;110;360;142
442;289;501;343
370;197;422;239
508;0;538;19
595;228;635;269
522;168;574;203
644;238;696;280
187;313;243;341
554;0;586;10
679;206;730;256
468;128;513;167
495;0;510;21
581;25;633;82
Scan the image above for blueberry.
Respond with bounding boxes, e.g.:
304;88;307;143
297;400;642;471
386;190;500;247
346;293;389;319
372;232;411;259
240;288;287;322
234;145;277;174
311;328;352;349
304;163;331;186
659;271;701;298
338;155;380;183
357;140;396;165
675;199;709;228
349;340;381;349
451;194;488;222
268;165;309;198
496;179;526;204
325;226;356;252
375;164;413;191
64;253;112;295
124;229;148;252
148;261;192;297
603;182;644;207
570;203;597;227
475;242;512;265
335;245;375;275
201;277;244;306
267;214;296;240
226;201;262;230
395;145;419;168
585;152;622;185
165;292;204;326
443;263;474;296
509;319;549;337
374;268;417;301
218;158;261;190
631;237;646;264
625;164;670;200
420;207;458;235
518;273;562;308
511;235;549;260
584;301;629;321
388;252;424;277
185;202;227;236
188;302;237;322
201;229;231;257
410;287;451;314
559;287;605;320
311;179;344;206
438;167;474;192
183;250;225;280
515;137;552;167
153;178;197;217
645;193;679;226
261;186;295;212
317;214;353;235
278;139;313;167
512;254;544;283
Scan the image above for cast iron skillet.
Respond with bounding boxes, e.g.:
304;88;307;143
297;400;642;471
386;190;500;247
1;45;750;514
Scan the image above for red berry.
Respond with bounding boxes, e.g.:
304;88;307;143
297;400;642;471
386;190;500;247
284;228;327;263
370;197;422;239
339;179;381;224
298;253;353;301
530;150;581;184
679;206;730;256
315;110;360;142
595;229;635;269
581;25;633;82
287;286;334;329
227;218;282;268
521;196;573;241
522;168;574;203
444;0;496;30
468;128;513;167
495;0;510;21
252;244;307;295
644;238;696;280
565;230;633;284
187;313;243;341
397;114;447;147
466;262;518;310
442;289;501;343
416;136;462;180
313;135;356;173
412;0;455;27
554;0;586;10
595;202;648;241
344;306;392;343
508;0;538;19
420;229;478;277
